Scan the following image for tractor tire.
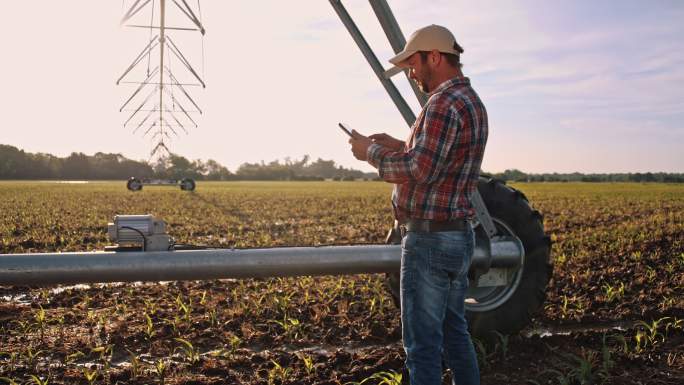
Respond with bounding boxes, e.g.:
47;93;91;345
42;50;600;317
180;178;196;191
385;177;552;341
126;177;143;191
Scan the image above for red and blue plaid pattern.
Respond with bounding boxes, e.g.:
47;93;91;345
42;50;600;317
367;77;488;221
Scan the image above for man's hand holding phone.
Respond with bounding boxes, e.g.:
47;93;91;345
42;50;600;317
341;123;405;161
341;123;372;161
368;133;405;151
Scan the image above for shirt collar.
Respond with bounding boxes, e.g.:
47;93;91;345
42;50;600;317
429;76;470;96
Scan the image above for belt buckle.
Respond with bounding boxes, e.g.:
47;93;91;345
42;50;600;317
400;224;407;237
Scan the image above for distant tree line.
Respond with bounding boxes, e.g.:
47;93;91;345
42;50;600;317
0;144;375;181
2;145;681;182
487;169;684;183
0;144;153;180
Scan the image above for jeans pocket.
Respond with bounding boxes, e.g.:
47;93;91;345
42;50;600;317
428;248;464;277
426;232;472;278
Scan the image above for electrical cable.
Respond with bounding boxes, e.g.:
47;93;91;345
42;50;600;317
119;226;148;251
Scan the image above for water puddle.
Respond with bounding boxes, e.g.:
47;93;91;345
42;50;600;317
206;340;402;358
0;293;31;305
523;320;636;338
50;284;93;295
69;343;404;372
47;282;168;295
37;180;90;184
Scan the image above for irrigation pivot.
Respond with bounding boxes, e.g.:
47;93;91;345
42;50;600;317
0;1;553;342
117;0;206;159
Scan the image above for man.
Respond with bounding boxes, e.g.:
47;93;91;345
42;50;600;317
348;24;487;385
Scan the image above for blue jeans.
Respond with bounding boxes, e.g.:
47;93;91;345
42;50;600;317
400;227;480;385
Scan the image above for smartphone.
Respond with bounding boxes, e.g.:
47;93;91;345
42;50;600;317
338;122;353;137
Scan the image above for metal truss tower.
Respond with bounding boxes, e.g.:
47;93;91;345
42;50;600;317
117;0;206;159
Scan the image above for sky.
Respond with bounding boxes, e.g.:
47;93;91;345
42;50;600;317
1;0;682;174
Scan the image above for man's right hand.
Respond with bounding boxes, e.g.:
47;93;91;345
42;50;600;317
368;133;405;151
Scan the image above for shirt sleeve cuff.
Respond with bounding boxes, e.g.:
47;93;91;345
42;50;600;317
366;143;385;169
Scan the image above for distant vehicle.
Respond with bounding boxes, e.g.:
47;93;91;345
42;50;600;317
126;177;196;191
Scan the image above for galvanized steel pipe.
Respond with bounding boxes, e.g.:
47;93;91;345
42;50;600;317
0;240;523;286
0;245;401;286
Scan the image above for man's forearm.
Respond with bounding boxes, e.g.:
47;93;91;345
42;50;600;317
366;144;415;184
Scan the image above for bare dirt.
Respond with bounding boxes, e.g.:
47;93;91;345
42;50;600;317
1;182;683;384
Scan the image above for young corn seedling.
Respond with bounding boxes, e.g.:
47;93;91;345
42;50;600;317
144;298;158;315
368;297;377;317
564;349;598;385
23;347;44;373
229;335;241;356
154;358;167;385
539;369;572;385
174;338;200;364
351;369;403;385
598;334;615;382
175;294;193;324
65;350;85;365
493;331;510;361
81;293;91;309
272;292;294;317
127;349;141;379
52;314;65;342
208;309;219;328
0;377;20;385
634;330;646;353
472;338;493;370
637;317;669;347
86;310;97;331
268;360;292;385
29;375;49;385
81;366;99;385
373;293;387;317
296;352;316;376
560;295;569;318
39;289;49;302
33;305;47;343
272;316;302;340
209;335;241;359
0;351;18;372
91;344;114;374
664;317;683;336
303;287;311;304
667;351;680;366
602;282;625;303
230;287;239;304
165;316;182;336
116;300;128;316
144;313;156;340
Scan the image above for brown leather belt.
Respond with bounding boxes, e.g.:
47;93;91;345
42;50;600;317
400;218;468;233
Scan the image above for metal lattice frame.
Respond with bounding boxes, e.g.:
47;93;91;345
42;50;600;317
117;0;206;159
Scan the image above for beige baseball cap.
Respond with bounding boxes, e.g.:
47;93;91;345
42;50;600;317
388;24;462;67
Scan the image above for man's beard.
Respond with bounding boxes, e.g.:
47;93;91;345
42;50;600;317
417;68;432;93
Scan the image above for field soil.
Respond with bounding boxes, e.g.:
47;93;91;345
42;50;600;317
1;181;683;385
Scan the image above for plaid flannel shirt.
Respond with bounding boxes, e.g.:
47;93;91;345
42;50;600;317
367;77;488;221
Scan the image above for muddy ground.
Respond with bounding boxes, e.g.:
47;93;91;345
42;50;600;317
1;181;683;384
